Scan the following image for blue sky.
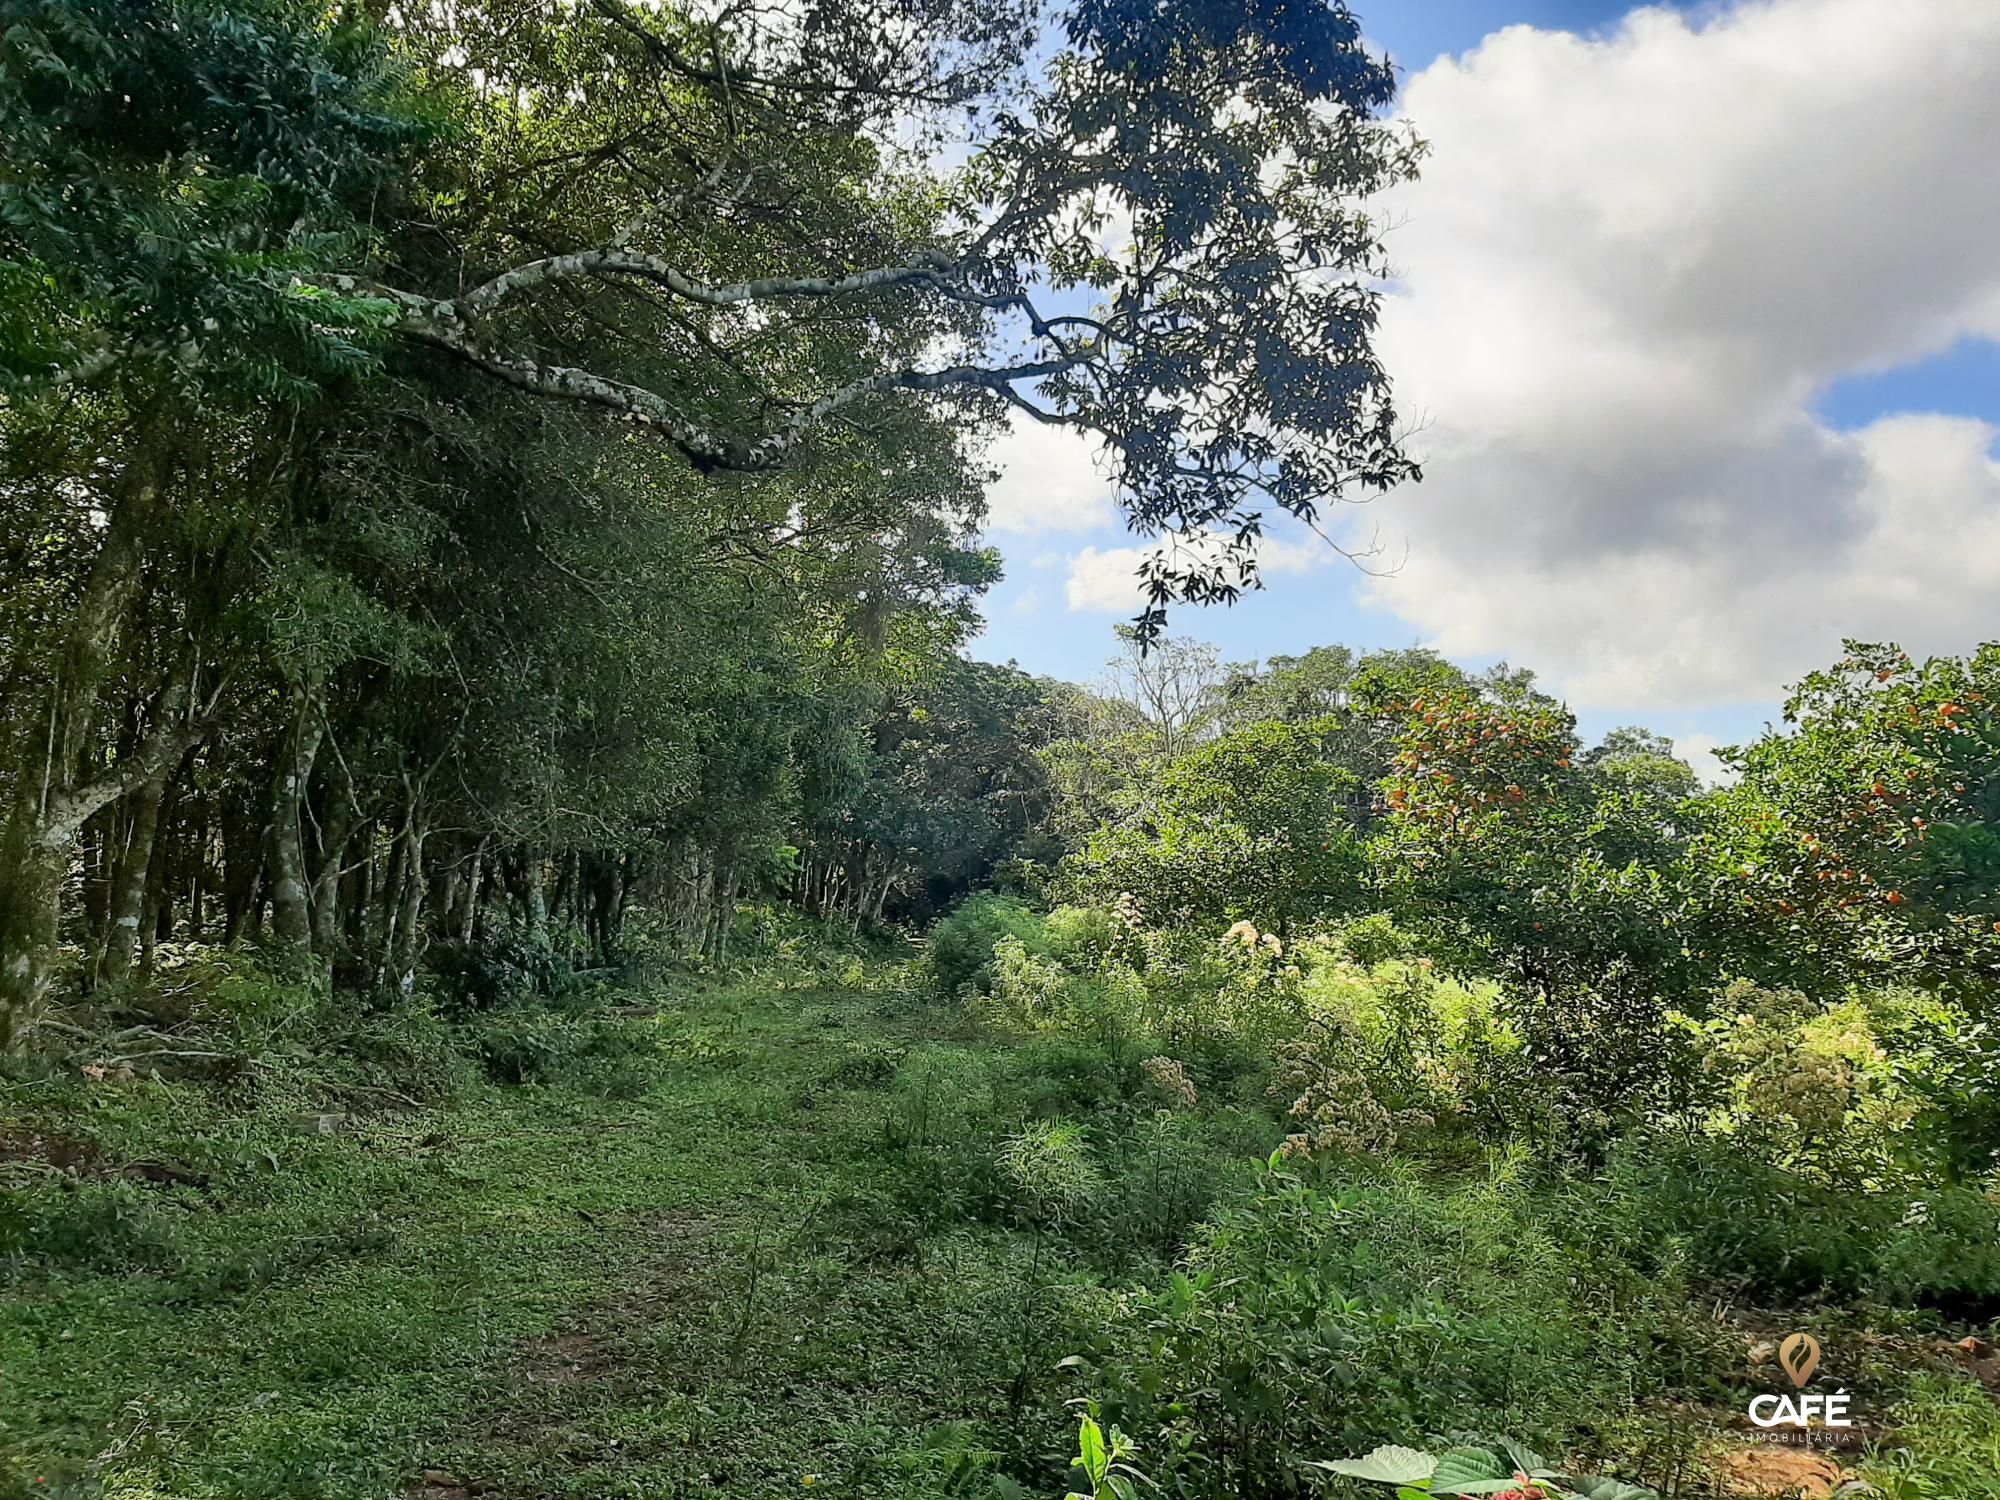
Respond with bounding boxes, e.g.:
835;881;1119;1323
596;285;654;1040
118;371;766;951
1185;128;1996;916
966;0;2000;779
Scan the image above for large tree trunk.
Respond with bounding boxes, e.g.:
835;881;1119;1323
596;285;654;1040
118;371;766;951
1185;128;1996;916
454;842;486;943
265;691;325;971
0;441;175;1040
0;826;64;1049
386;814;428;991
308;788;354;959
521;846;550;945
98;770;167;984
220;785;261;944
0;672;200;1041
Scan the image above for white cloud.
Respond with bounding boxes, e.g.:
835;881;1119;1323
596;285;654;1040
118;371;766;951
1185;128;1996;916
1065;544;1151;612
1361;0;2000;709
1064;530;1330;613
1674;730;1740;789
983;411;1117;536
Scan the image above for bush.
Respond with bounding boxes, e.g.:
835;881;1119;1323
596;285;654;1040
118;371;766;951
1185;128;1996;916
430;929;582;1015
1865;1375;2000;1498
1326;912;1417;968
469;1011;661;1095
1043;905;1120;970
931;894;1046;996
327;1004;473;1102
885;1046;997;1152
1599;1135;2000;1310
1067;1155;1711;1498
102;944;322;1038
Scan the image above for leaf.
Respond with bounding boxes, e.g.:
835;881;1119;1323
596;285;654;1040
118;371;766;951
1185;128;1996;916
1429;1448;1509;1495
1306;1445;1438;1485
1499;1440;1548;1477
1565;1481;1660;1500
1078;1416;1109;1487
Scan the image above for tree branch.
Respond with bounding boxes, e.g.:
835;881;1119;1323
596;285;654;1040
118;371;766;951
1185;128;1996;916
456;245;957;318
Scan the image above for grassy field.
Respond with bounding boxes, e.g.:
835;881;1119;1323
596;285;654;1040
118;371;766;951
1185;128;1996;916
10;958;2000;1500
4;972;1106;1500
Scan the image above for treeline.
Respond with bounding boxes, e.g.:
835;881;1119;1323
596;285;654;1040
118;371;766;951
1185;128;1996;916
0;0;1424;1041
928;636;1997;1499
1033;635;2000;1104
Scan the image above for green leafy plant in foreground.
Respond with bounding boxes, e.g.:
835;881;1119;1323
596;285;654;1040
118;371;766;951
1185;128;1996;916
1310;1440;1659;1499
1063;1412;1152;1500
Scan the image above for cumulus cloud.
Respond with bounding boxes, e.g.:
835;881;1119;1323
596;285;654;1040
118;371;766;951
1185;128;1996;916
982;411;1117;536
1361;0;2000;709
1065;531;1328;613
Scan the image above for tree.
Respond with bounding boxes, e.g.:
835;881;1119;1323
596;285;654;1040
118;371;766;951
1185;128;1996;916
1065;717;1365;932
1219;645;1357;727
0;0;1429;1041
1099;629;1230;760
1702;642;2000;1004
801;658;1074;922
0;0;421;1035
17;0;1423;631
1366;680;1703;1112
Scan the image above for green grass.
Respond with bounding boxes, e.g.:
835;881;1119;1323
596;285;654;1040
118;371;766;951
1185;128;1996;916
9;965;2000;1500
1;981;1084;1500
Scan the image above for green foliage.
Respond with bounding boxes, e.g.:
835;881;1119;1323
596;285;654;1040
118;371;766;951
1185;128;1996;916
1313;1440;1659;1498
14;941;2000;1500
887;1045;997;1154
1676;979;1925;1186
1703;641;2000;1002
0;0;422;394
1063;1411;1151;1500
999;1119;1102;1228
0;1175;185;1272
1863;1376;2000;1498
6;975;1064;1497
817;659;1081;920
14;0;1999;1481
430;930;581;1015
1597;1134;2000;1308
1066;1157;1706;1498
933;895;1050;996
1066;718;1366;932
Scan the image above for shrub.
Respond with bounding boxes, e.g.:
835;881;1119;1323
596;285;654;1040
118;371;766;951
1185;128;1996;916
1327;912;1417;968
430;929;582;1015
469;1011;660;1094
1864;1375;2000;1498
1598;1135;2000;1309
1677;979;1920;1186
471;1010;579;1084
106;945;322;1038
328;1004;473;1102
988;935;1148;1055
885;1046;997;1152
999;1118;1102;1228
932;894;1048;996
1066;1155;1711;1499
1043;905;1120;970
